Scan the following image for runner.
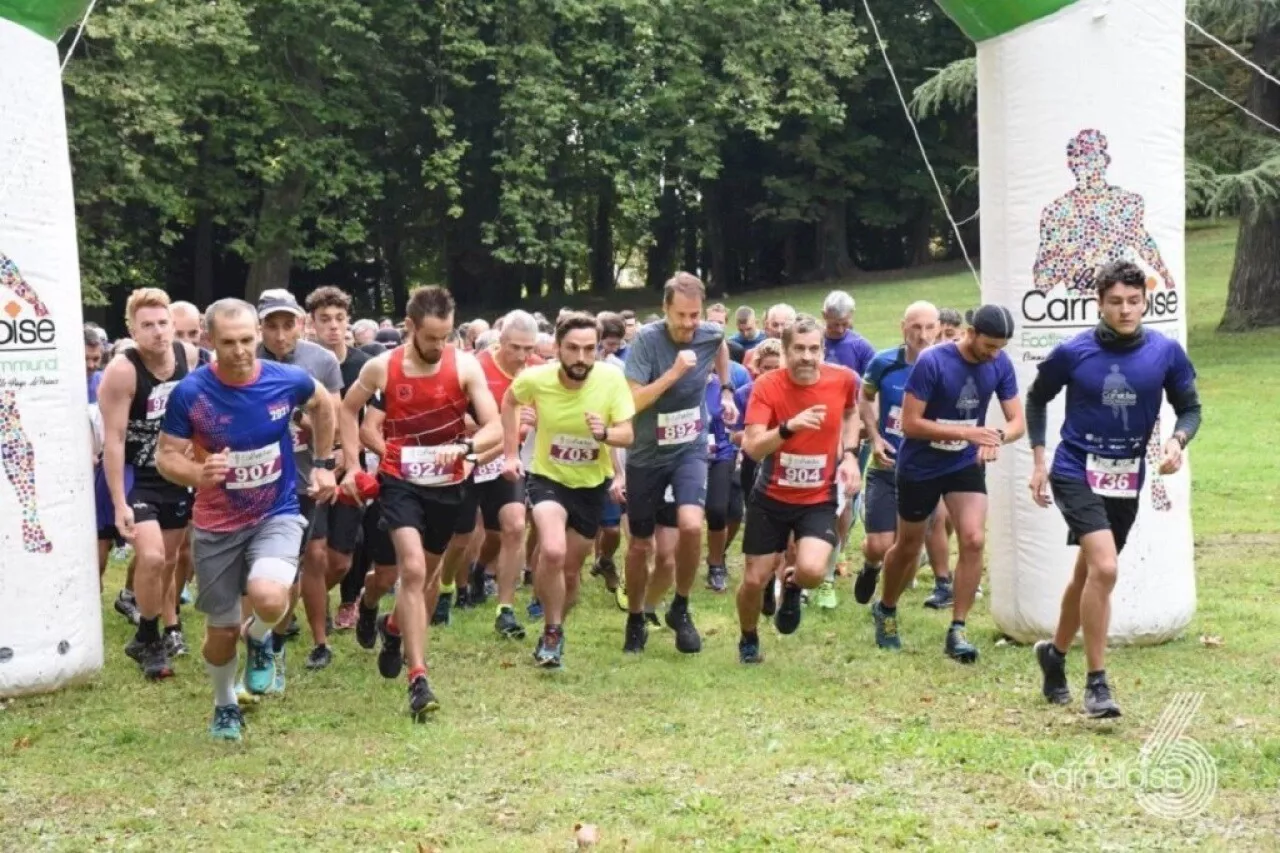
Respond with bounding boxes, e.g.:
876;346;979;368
1027;260;1201;718
744;303;796;375
872;304;1025;663
854;301;954;609
303;287;372;644
737;315;861;662
620;272;735;654
157;298;337;741
501;312;635;667
256;289;343;680
338;285;502;719
589;312;629;604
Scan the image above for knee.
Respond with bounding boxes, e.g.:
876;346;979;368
399;555;428;586
540;542;567;569
500;525;524;550
863;535;889;564
1088;557;1118;589
957;528;985;555
677;515;703;538
245;583;291;623
203;627;239;663
627;536;654;557
705;509;727;533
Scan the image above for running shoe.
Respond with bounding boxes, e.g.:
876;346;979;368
761;578;777;617
945;624;979;664
468;563;489;606
533;629;564;668
432;590;453;625
871;601;901;650
266;648;287;694
126;638;174;681
244;636;276;695
591;557;620;593
774;580;804;635
210;704;244;741
853;564;880;606
334;602;358;631
495;606;526;640
408;674;440;721
454;586;473;611
355;603;378;650
376;615;403;679
1034;640;1071;706
282;616;301;639
706;564;729;593
614;587;629;612
305;645;333;670
644;610;661;628
622;615;647;654
483;574;498;599
814;579;838;610
1083;677;1122;719
526;598;543;620
114;590;141;626
923;579;954;610
179;584;193;606
664;607;702;654
738;635;763;664
164;629;188;659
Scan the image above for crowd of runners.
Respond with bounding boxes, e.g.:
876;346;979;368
81;261;1201;740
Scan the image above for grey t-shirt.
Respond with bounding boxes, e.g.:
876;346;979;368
624;320;724;465
259;339;342;493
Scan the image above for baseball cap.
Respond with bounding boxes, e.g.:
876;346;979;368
256;289;304;319
375;328;402;345
966;304;1016;339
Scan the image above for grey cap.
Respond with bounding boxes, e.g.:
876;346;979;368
256;289;304;319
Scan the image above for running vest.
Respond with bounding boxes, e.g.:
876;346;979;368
379;345;469;486
124;343;189;483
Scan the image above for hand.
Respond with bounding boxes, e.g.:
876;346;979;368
1028;465;1052;508
730;431;743;448
966;426;1003;447
309;468;337;504
721;394;738;426
584;411;607;441
669;350;697;379
433;443;466;468
838;458;861;495
1159;438;1184;475
872;435;896;468
609;476;626;504
502;454;525;482
978;444;1000;465
340;468;363;501
115;504;136;543
200;448;230;488
788;405;827;432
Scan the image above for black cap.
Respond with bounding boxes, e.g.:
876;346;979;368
375;328;402;345
966;304;1016;339
256;289;304;319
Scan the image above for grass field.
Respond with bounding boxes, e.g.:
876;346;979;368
3;222;1279;851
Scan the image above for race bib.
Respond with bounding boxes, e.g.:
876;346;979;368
400;446;458;486
474;455;505;483
657;407;702;446
290;420;310;454
549;435;599;466
707;432;717;452
365;453;381;475
777;452;826;488
931;418;977;452
145;381;177;421
1086;455;1140;498
225;445;284;491
663;485;675;504
885;405;904;438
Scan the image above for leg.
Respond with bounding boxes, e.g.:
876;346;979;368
532;503;569;626
562;529;596;616
940;491;988;623
495;503;527;609
390;527;430;673
301;535;331;648
1053;548;1090;654
880;518;928;608
646;525;679;611
926;501;952;581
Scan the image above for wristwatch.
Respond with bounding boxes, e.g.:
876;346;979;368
778;421;795;440
995;428;1006;443
843;448;859;459
313;457;337;471
463;438;475;455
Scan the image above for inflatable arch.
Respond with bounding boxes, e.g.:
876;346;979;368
934;0;1194;643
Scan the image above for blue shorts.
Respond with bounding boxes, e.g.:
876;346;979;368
625;455;708;539
599;490;623;528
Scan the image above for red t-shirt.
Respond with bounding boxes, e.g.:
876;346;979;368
745;363;858;505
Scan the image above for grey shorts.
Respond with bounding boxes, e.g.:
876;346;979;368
193;514;307;625
863;467;899;535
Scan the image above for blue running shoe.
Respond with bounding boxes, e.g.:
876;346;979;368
244;636;276;695
210;704;244;741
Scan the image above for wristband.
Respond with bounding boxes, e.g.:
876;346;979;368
996;428;1006;443
313;457;337;471
1174;432;1188;449
778;421;795;440
594;427;608;442
843;447;858;459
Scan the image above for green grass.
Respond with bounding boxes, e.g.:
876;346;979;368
4;222;1279;851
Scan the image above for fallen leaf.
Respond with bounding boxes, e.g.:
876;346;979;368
1232;717;1251;729
984;820;1000;830
12;736;30;751
1199;635;1225;648
499;660;515;669
575;823;600;848
417;843;440;853
919;696;934;704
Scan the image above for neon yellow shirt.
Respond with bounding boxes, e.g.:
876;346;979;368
510;362;634;488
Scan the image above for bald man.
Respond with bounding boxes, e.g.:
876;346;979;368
854;301;954;610
745;304;796;375
170;302;210;365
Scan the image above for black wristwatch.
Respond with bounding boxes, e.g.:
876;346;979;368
463;438;475;455
996;428;1006;443
843;448;858;459
313;457;337;471
778;421;795;440
594;426;609;442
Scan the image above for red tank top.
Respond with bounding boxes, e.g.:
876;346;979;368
477;347;544;404
379;345;470;485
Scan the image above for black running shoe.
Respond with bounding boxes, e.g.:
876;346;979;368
1083;678;1122;719
622;615;648;654
706;564;728;593
431;590;453;625
591;557;620;593
923;579;954;610
495;607;526;640
1034;641;1071;705
376;615;403;679
454;586;473;611
774;580;804;635
468;563;488;606
761;578;777;617
355;603;378;650
114;590;141;626
305;645;333;670
644;610;661;628
134;639;174;681
738;635;763;664
853;564;881;605
945;624;979;664
408;674;440;721
664;607;702;654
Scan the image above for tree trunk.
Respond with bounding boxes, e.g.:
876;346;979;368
589;180;616;293
646;180;680;290
907;210;933;268
703;179;730;293
681;200;700;278
1221;19;1280;329
193;204;215;309
245;168;308;303
817;198;856;281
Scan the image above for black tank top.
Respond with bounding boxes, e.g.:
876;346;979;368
124;343;189;482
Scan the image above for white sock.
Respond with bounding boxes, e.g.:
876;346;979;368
208;658;238;708
246;614;275;643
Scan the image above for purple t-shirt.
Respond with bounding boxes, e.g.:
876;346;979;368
1037;329;1195;490
896;343;1018;481
824;331;876;375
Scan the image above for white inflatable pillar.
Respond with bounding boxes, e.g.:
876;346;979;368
934;0;1194;643
0;1;104;696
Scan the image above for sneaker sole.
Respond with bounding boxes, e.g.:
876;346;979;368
1033;641;1073;704
145;668;175;681
411;702;441;722
1085;706;1122;720
947;648;979;664
497;627;527;640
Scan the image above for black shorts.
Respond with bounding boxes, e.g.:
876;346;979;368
456;474;526;534
896;464;986;524
527;474;608;540
625;455;708;538
364;502;398;567
377;475;469;556
310;502;363;554
128;481;192;531
742;494;839;556
1051;475;1140;554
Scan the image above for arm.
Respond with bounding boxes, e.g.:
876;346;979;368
743;422;786;463
341;357;384;468
461;354;501;454
600;419;633;448
156;433;205;489
97;359;135;513
360;406;386;458
998;396;1026;445
629;372;682;415
715;340;730;387
858;383;882;447
626;335;685;414
1025;352;1068;471
900;392;971;443
841;405;861;453
500;387;523;461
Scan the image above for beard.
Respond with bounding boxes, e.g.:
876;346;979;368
565;362;592;381
413;337;442;365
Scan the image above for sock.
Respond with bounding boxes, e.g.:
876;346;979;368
863;561;881;574
164;623;182;636
271;632;288;653
879;602;897;616
627;611;645;625
359;599;377;615
246;615;273;643
1086;669;1107;685
208;658;238;708
546;623;562;636
1051;644;1068;658
671;593;689;613
950;620;965;630
741;630;759;645
136;616;161;644
440;583;456;595
407;665;427;683
936;575;953;586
